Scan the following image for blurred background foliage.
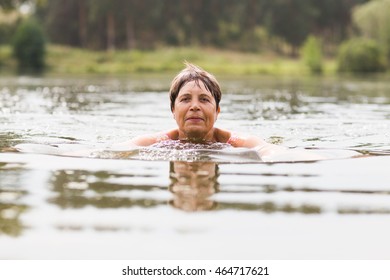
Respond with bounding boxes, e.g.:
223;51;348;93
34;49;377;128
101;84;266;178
12;17;46;72
32;0;365;53
1;0;389;74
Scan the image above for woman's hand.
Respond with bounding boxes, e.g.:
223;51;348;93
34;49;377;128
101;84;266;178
256;144;326;162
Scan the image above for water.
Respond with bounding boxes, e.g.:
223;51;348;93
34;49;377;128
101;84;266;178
1;74;390;259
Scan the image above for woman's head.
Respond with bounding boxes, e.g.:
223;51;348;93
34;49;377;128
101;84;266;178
169;62;222;112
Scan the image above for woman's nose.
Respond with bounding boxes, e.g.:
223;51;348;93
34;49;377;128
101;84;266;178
189;100;200;110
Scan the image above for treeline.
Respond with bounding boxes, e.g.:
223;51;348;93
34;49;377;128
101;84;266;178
32;0;367;54
2;0;390;73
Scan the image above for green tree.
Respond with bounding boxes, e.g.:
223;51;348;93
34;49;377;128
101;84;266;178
337;38;386;72
353;0;390;60
12;18;46;72
32;0;368;53
37;0;83;46
0;0;28;10
301;35;323;74
263;0;319;56
313;0;368;53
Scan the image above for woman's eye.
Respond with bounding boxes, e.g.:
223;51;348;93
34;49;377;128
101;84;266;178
180;97;190;102
201;98;210;102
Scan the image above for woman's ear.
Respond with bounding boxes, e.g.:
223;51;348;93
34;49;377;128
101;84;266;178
215;106;220;120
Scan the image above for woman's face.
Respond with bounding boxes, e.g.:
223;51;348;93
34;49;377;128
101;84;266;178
173;80;220;141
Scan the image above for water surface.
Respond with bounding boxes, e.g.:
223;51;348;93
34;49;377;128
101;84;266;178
1;74;390;259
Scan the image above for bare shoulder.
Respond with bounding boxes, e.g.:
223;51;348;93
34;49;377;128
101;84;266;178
165;129;179;140
214;127;231;143
225;131;268;148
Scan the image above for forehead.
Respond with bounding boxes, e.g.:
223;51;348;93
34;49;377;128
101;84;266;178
178;80;212;95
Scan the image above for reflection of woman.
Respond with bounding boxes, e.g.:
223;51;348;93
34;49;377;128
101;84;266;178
169;161;218;211
116;62;324;162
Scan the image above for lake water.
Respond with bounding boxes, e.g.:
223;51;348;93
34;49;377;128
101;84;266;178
0;74;390;259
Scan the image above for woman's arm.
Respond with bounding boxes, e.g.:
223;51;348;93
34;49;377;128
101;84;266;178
113;129;177;148
228;133;325;162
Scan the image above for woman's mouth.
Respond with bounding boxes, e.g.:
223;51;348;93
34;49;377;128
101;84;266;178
186;117;204;122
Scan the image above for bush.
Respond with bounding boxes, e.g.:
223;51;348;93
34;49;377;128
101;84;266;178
353;0;390;60
12;18;46;73
337;38;386;73
0;10;20;44
301;35;323;74
0;24;12;45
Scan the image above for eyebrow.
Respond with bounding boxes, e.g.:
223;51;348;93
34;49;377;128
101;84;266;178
178;91;212;96
178;93;191;97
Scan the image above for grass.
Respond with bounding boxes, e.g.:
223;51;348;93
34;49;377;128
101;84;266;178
0;44;337;76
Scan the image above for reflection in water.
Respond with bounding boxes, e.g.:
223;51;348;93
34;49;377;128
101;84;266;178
48;170;166;209
0;200;27;237
168;161;323;213
46;161;326;215
218;199;321;214
0;165;29;237
2;155;390;239
45;158;390;217
46;161;325;214
0;132;24;151
47;162;221;212
169;161;219;211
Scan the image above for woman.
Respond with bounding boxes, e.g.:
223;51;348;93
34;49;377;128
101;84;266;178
115;62;323;162
12;62;324;161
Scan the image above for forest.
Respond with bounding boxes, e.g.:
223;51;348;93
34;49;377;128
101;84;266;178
1;0;390;74
1;0;367;52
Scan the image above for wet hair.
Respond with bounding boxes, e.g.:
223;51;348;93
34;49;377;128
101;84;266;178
169;62;222;112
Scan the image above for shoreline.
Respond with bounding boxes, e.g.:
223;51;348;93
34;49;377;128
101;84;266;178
1;44;338;76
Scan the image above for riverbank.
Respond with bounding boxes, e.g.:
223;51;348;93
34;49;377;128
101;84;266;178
1;44;337;76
